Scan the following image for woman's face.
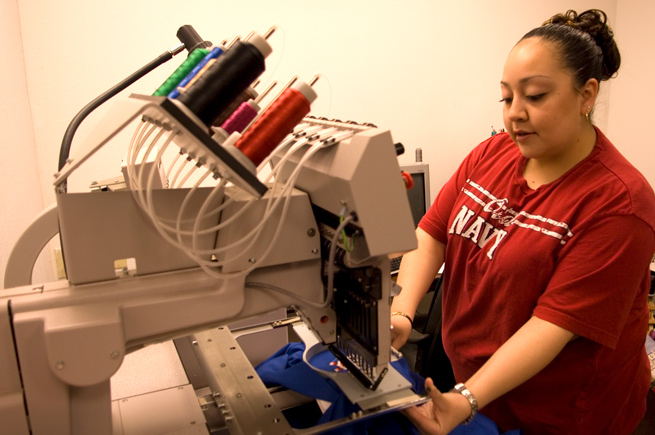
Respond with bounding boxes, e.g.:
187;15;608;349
500;37;592;163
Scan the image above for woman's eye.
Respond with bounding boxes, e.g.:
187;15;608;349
527;93;546;101
499;97;512;104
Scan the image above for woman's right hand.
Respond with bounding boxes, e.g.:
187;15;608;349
391;313;413;350
403;378;472;434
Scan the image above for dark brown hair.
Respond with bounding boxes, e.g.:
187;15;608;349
521;9;621;88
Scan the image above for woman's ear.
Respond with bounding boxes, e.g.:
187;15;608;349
580;78;599;113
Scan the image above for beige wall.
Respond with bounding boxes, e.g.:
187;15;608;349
0;0;50;287
607;0;655;188
6;0;651;287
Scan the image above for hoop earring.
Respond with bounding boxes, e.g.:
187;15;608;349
585;106;592;123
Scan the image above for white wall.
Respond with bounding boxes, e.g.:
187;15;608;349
5;0;640;286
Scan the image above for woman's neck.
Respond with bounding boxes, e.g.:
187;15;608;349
523;125;597;189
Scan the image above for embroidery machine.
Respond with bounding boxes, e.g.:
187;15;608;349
0;26;426;434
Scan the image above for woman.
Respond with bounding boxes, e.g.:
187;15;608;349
391;9;655;434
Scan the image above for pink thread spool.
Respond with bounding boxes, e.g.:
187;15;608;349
221;100;260;134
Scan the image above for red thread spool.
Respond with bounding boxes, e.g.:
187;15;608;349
235;82;317;166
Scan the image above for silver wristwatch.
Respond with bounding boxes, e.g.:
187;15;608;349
451;383;478;425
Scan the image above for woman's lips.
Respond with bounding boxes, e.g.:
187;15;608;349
514;130;534;139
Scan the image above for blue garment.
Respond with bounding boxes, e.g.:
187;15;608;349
255;342;522;434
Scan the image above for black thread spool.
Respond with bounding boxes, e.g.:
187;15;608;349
178;38;268;126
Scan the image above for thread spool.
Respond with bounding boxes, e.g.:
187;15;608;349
212;87;258;127
178;34;272;126
152;48;209;96
221;100;260;134
235;81;317;166
168;46;224;99
183;58;217;91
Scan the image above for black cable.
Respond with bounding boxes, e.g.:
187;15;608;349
57;44;185;189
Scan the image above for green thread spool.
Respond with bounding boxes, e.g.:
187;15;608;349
152;48;210;97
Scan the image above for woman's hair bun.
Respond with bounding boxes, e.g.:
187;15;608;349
545;9;620;80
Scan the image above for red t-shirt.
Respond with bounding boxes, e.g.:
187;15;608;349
419;129;655;434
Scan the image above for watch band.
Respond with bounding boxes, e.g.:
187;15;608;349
451;383;478;425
